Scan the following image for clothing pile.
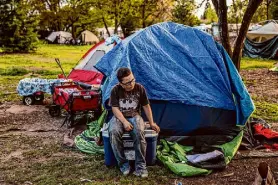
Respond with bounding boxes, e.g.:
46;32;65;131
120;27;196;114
241;118;278;150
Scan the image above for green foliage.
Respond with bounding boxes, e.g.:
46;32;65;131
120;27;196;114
203;3;218;23
0;0;39;52
120;14;141;37
172;0;201;26
228;0;277;23
137;0;173;28
31;0;65;32
252;1;267;23
271;0;278;19
228;0;246;23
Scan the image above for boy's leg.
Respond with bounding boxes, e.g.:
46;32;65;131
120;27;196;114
128;115;147;176
108;116;129;174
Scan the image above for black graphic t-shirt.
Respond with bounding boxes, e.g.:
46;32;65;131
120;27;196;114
110;83;149;118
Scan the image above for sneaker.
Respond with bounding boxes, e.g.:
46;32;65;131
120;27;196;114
120;163;130;176
133;170;148;178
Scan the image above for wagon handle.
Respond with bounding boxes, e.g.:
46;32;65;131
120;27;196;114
55;58;67;79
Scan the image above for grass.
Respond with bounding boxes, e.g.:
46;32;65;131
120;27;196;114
252;100;278;122
0;43;91;76
0;134;174;185
240;57;276;70
2;156;173;185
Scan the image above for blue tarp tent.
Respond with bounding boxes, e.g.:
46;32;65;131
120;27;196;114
95;22;255;136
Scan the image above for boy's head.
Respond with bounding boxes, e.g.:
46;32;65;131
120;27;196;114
117;67;135;91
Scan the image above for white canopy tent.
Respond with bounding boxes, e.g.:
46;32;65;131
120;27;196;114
247;21;278;42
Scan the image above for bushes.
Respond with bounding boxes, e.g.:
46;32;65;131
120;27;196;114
0;1;39;53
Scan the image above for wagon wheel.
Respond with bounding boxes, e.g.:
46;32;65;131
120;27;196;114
23;96;35;106
34;94;44;104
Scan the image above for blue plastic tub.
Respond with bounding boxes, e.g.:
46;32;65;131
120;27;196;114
102;129;158;166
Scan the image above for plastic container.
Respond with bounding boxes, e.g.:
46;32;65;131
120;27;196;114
102;127;158;166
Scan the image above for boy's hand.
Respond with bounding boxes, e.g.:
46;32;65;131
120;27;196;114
150;123;160;133
123;122;133;131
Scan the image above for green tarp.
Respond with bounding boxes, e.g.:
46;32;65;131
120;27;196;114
74;110;243;177
74;110;107;154
157;131;243;177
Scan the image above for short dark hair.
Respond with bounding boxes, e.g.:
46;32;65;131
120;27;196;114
117;67;131;82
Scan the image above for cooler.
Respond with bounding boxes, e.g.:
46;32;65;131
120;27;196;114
102;127;158;166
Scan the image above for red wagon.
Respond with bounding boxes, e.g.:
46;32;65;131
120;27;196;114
49;82;102;128
49;39;120;127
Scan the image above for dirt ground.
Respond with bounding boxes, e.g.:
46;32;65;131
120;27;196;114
241;69;278;104
0;69;278;185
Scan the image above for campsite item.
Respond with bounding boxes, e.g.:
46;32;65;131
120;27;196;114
74;110;107;154
186;149;226;170
186;150;223;164
253;162;276;185
48;38;120;126
78;30;99;45
241;118;278;150
156;132;243;177
269;63;278;72
17;78;68;105
269;66;278;72
22;91;44;106
247;21;278;41
244;21;278;59
56;39;116;85
49;82;102;128
96;22;254;136
253;122;278;150
45;31;73;44
102;128;158;166
95;22;254;176
253;124;278;140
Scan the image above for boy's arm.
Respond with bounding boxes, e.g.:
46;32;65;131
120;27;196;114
142;104;160;133
112;107;133;131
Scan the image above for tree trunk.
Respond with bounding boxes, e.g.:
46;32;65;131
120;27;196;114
142;0;146;28
72;25;75;39
266;0;272;20
102;16;110;37
211;0;219;16
218;0;232;56
232;0;263;70
114;0;118;34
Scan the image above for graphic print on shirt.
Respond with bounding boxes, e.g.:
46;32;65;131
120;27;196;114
119;93;140;117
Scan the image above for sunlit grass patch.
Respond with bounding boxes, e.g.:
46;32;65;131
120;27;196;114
0;43;91;76
241;57;276;70
252;99;278;122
